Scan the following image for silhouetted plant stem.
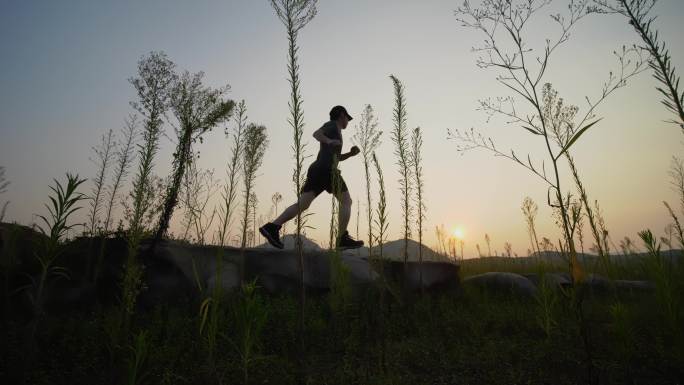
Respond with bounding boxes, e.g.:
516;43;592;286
85;129;115;282
94;116;137;285
154;70;234;244
389;74;413;274
372;152;388;373
411;126;426;294
270;1;317;381
352;104;382;263
240;124;269;280
0;167;9;222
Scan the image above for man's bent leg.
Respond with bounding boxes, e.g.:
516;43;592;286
273;191;317;226
336;190;352;235
335;190;363;249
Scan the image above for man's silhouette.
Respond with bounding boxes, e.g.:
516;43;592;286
259;105;364;250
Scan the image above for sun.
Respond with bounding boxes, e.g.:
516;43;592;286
453;227;464;240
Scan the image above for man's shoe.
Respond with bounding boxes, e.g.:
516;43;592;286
337;231;364;250
259;222;284;249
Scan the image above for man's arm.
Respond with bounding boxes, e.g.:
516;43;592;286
339;146;360;162
313;126;341;146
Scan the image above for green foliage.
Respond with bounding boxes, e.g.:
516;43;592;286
155;69;235;242
535;271;559;339
638;229;681;336
5;281;684;384
31;174;87;313
608;301;634;362
126;330;150;385
228;280;269;385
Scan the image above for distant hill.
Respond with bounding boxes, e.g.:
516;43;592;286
342;238;449;262
495;249;683;265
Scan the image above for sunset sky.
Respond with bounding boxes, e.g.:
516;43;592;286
1;0;683;257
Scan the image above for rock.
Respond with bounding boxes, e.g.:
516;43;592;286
614;279;655;292
463;272;537;297
2;233;461;316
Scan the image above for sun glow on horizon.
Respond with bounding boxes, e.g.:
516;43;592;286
453;227;464;240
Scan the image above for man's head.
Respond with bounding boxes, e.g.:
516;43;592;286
329;105;353;129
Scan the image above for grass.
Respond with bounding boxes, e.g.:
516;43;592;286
2;270;682;385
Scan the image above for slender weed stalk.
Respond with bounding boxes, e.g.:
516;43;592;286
669;156;684;226
0;166;9;222
250;192;258;247
103;115;138;234
270;2;318;376
535;267;559;339
411;126;426;292
522;197;541;257
664;202;684;252
450;2;647;380
352;104;382;259
180;164;219;245
218;100;247;246
128;51;175;236
328;155;352;325
240;124;268;280
271;192;282;220
88;129;116;236
451;3;645;284
596;0;684;129
118;51;176;353
389;75;413;267
85;129;115;282
93;116;137;288
372;152;388;371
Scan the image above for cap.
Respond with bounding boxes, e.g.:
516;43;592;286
329;105;353;121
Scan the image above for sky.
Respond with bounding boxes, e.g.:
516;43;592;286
1;0;683;257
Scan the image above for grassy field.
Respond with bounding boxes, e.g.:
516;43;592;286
2;251;683;385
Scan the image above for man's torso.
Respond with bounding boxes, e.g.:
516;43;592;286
312;120;342;170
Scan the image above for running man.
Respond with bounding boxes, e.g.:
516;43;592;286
259;105;365;250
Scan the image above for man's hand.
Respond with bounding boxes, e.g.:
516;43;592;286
349;145;360;156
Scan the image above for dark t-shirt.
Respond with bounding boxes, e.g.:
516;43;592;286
312;120;342;170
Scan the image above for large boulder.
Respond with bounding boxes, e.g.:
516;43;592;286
1;232;461;317
463;272;537;297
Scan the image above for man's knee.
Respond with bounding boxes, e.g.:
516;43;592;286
298;194;314;210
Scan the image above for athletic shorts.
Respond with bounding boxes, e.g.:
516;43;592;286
300;163;348;196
